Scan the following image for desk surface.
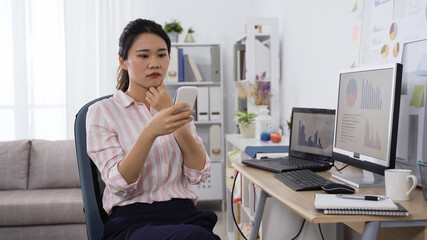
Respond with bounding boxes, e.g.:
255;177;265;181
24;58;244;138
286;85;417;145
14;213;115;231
232;162;427;224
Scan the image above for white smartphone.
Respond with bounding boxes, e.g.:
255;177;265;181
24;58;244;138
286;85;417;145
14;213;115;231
173;86;198;113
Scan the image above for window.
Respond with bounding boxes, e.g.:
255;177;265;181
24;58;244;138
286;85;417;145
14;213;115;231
0;0;15;140
0;0;66;141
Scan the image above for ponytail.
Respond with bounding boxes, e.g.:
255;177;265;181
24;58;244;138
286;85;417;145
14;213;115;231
116;67;129;91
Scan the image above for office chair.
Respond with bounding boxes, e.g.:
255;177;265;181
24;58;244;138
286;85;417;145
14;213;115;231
74;95;112;240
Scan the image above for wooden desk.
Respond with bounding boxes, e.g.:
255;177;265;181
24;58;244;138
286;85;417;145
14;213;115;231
232;162;427;240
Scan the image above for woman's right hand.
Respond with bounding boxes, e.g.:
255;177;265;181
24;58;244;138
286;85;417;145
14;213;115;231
146;103;194;137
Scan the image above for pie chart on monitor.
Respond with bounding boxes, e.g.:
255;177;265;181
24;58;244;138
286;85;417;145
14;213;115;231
346;79;357;108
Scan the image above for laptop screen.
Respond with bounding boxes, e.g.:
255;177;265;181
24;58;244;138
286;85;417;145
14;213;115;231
289;108;336;163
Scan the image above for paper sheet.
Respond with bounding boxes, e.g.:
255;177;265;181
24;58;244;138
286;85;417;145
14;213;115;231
410;85;425;107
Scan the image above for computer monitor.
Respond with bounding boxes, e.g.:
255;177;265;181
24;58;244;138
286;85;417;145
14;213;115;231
332;63;403;188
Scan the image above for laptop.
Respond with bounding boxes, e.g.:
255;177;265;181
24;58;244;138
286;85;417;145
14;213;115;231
242;107;336;172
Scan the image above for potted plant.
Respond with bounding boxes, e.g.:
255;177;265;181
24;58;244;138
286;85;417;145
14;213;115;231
164;19;183;42
233;111;258;138
184;27;195;43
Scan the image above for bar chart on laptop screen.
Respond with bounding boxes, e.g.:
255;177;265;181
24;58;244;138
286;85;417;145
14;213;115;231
337;69;393;161
292;113;334;156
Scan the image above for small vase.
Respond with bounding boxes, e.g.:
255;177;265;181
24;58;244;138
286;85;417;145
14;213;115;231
239;123;255;138
184;33;195;43
167;32;179;42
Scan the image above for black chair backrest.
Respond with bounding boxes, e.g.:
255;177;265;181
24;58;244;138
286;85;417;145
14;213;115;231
74;95;112;240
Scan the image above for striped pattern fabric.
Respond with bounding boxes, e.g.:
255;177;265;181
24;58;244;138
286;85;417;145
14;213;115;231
86;91;210;214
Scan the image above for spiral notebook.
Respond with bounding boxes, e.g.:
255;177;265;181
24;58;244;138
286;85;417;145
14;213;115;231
314;194;409;216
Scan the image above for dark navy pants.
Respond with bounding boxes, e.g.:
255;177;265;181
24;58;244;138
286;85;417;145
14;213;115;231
102;199;221;240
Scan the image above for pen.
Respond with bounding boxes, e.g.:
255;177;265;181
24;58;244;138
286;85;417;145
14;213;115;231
337;194;386;201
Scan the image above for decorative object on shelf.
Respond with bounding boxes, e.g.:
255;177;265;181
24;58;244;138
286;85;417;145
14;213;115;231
164;19;183;42
184;27;195;43
270;132;282;143
233;111;258;138
248;71;271;106
236;82;248;100
255;106;273;141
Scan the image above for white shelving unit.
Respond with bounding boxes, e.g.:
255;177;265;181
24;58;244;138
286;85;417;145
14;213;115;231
165;43;224;204
234;18;281;130
225;134;290;240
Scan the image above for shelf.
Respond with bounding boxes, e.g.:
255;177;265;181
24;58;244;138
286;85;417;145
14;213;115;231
235;34;271;45
171;43;220;47
210;159;223;163
194;120;222;125
165;82;220;87
233;17;281;135
165;43;224;203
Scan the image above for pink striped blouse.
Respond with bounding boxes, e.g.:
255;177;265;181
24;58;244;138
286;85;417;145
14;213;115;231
86;91;211;214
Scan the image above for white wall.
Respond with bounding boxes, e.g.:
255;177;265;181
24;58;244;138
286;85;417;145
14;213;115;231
245;0;357;135
134;0;256;135
132;0;358;135
70;1;360;136
278;1;358;135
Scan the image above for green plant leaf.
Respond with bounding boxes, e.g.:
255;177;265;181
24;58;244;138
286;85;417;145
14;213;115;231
233;111;258;126
164;19;183;33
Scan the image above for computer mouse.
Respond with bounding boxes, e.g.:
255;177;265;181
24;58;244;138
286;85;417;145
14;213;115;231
321;182;355;194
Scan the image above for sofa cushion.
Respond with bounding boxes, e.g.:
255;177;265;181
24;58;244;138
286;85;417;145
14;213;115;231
0;224;87;240
0;140;30;190
28;139;80;189
0;189;85;226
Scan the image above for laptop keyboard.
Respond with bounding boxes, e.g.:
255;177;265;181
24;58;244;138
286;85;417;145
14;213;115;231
274;169;333;191
263;157;326;168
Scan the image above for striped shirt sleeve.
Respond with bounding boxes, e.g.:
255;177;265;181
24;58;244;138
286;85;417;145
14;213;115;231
182;121;211;184
86;102;140;197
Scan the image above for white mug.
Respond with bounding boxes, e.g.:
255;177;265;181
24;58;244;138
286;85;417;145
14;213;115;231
385;169;418;201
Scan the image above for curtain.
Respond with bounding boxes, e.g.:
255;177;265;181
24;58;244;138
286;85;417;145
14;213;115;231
64;0;137;138
0;0;137;141
1;0;66;141
0;0;15;140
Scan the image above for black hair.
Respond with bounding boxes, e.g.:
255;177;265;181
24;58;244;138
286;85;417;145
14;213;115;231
116;19;171;92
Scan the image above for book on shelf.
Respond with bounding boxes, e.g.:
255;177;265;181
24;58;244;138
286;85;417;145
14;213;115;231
183;54;196;82
314;194;409;217
178;48;184;82
188;58;204;82
239;50;245;80
210;45;221;82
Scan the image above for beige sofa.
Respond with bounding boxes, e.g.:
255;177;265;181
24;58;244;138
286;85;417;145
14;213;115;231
0;139;87;240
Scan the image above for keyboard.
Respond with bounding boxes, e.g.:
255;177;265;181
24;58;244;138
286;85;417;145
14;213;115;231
274;169;334;191
242;157;333;173
266;157;326;168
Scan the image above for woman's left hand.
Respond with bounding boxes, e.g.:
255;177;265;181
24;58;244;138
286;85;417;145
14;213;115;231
146;81;173;111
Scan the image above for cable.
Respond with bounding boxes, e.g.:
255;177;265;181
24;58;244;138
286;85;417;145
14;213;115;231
231;171;248;240
318;224;325;240
333;164;349;172
290;218;306;240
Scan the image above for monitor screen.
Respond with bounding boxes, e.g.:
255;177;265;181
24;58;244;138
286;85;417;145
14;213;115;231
333;63;402;176
290;108;335;164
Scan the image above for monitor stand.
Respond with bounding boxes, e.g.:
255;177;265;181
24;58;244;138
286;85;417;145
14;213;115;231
331;170;385;188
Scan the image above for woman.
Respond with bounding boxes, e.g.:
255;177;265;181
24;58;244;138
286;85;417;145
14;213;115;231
86;19;220;240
